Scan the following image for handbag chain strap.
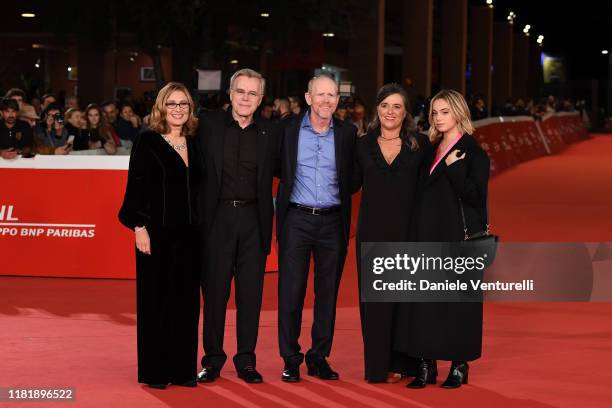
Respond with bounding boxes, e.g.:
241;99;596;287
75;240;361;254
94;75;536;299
458;197;490;240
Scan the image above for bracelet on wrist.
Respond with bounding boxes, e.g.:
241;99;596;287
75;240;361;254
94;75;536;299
134;226;146;232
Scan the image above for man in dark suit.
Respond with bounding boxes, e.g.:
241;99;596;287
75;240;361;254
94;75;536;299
197;68;279;384
276;73;357;382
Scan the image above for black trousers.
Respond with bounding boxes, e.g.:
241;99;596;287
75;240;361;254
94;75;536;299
136;225;200;385
278;208;347;366
201;204;266;370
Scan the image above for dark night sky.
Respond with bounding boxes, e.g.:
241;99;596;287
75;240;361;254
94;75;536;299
490;0;610;80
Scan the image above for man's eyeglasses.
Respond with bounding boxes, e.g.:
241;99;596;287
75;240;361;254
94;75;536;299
165;102;190;110
232;89;260;99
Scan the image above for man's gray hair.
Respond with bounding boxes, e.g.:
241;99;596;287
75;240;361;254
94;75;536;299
307;72;338;94
229;68;266;96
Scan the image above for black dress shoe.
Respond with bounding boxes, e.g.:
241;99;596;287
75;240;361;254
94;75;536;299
237;366;263;384
281;365;300;382
197;366;220;383
306;358;339;380
406;359;437;389
441;361;469;389
172;379;198;387
146;383;167;389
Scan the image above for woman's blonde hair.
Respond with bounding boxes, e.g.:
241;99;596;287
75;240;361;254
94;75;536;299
428;89;474;142
149;82;198;137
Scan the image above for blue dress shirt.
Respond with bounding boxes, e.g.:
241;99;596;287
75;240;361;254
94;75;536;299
289;113;340;208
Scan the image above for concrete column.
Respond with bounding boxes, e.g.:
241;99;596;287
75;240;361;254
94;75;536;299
402;0;433;99
440;0;467;94
470;5;493;112
77;39;109;105
512;33;529;98
492;21;513;109
348;0;385;107
528;41;543;98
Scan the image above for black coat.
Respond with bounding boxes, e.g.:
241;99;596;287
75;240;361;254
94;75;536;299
197;110;280;254
417;133;490;241
118;130;202;230
276;113;357;243
117;130;202;384
395;133;490;362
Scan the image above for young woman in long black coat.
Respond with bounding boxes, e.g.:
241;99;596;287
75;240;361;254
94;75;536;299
396;89;490;389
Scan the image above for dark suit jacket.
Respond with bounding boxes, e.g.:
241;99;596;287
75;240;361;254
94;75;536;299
197;110;280;254
276;112;357;243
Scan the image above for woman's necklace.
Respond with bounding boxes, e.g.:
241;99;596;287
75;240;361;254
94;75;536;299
378;134;400;141
162;134;187;151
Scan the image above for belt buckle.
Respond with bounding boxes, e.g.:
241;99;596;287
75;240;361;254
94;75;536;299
232;200;239;207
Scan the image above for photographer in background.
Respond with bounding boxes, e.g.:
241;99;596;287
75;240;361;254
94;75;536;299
34;106;72;155
0;98;34;159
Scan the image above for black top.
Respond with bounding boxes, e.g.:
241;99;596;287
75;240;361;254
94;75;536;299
118;130;203;230
353;130;431;243
85;128;111;146
221;111;258;200
114;116;140;142
0;119;34;150
65;123;89;151
197;110;281;254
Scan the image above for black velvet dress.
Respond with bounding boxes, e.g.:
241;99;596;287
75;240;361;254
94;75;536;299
394;133;489;362
353;130;430;382
118;130;203;385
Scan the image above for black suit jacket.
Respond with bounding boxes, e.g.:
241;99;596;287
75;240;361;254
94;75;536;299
197;110;280;254
276;112;357;243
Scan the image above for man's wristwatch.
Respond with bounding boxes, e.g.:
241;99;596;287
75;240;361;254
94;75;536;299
134;226;146;232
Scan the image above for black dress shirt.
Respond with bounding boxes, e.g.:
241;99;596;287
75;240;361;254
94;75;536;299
220;112;258;200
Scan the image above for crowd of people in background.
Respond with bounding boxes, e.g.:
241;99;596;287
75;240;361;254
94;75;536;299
0;84;594;160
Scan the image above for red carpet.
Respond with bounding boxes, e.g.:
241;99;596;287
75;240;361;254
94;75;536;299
1;135;612;407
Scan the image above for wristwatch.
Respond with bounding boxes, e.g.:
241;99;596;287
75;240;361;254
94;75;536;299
134;226;146;232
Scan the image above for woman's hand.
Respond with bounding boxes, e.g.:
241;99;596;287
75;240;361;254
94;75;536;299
135;227;151;255
445;149;466;166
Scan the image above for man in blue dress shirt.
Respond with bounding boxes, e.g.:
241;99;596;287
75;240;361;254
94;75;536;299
275;73;357;382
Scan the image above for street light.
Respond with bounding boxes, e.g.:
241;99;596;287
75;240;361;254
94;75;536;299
322;32;335;37
260;12;270;18
523;24;531;36
603;50;609;55
21;13;35;18
537;35;544;46
486;0;493;8
507;11;516;24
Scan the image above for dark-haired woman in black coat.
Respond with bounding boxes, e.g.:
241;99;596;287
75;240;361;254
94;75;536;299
353;83;430;383
395;89;490;389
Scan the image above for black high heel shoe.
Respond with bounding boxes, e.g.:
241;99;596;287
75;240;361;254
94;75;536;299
406;359;437;388
441;361;469;389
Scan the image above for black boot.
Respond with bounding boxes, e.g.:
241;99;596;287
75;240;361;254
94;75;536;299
441;361;469;389
406;359;437;388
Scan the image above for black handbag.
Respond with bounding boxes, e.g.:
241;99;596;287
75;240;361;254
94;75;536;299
458;197;499;268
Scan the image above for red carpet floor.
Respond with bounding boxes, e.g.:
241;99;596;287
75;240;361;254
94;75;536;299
2;135;612;407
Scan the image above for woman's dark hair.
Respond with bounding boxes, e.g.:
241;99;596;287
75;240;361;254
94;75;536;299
367;83;419;151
